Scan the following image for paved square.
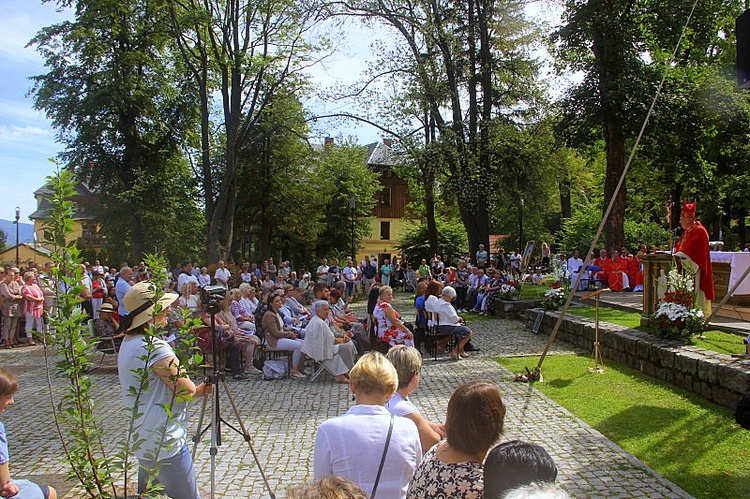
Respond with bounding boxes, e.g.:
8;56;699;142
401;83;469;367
0;295;692;498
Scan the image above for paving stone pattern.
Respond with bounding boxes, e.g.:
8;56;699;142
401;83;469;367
0;293;693;498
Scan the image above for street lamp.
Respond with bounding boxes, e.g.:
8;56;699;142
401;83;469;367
349;197;356;262
518;198;524;251
14;206;20;267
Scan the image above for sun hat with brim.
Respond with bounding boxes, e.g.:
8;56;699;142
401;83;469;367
122;281;178;332
99;303;116;314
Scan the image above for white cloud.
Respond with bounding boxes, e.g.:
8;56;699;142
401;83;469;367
0;124;50;144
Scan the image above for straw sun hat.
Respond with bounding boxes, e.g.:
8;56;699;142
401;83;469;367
99;302;116;314
122;281;178;332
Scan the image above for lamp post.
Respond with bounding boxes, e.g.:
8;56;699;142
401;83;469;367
14;206;20;267
349;197;356;262
518;198;524;251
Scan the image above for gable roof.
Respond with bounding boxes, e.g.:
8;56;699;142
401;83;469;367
29;182;97;221
365;140;402;167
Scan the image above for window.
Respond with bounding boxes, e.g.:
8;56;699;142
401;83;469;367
379;187;392;207
380;221;391;240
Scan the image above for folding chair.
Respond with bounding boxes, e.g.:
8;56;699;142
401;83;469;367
87;319;120;366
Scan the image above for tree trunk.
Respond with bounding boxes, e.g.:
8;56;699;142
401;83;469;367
603;120;625;251
560;180;572;219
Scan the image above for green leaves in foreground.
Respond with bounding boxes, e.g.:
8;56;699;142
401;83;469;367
497;355;750;499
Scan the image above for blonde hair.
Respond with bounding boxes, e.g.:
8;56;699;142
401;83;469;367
349;352;397;396
386;346;422;390
286;476;367;499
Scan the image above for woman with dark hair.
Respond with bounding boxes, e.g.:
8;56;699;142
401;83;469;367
483;440;558;499
407;380;506;498
261;293;307;379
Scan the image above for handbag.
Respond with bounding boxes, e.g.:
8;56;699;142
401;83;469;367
370;415;394;499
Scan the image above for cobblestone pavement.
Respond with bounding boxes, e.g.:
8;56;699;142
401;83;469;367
0;293;693;498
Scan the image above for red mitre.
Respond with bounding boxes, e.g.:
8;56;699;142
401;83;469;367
681;199;696;218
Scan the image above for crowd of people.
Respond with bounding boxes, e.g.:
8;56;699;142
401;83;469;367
0;247;652;498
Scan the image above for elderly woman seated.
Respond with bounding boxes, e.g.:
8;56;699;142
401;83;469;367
302;300;357;384
433;286;472;360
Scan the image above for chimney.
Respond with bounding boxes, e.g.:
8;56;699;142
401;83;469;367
324;137;334;146
382;138;392;147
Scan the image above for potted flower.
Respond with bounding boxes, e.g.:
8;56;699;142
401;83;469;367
648;266;705;342
542;288;566;310
498;282;521;301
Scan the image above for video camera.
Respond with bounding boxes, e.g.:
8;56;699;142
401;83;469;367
200;284;226;312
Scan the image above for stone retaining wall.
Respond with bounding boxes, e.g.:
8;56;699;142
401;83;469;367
523;309;750;409
494;299;543;319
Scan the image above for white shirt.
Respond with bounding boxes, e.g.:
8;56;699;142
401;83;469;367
386;392;420;418
314;404;421;498
433;298;461;327
214;267;231;288
177;272;198;294
118;336;189;460
567;257;584;274
343;266;358;282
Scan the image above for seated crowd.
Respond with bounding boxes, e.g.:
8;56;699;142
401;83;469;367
1;251;575;498
309;350;567;499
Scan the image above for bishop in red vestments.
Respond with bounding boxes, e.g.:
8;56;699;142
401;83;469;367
673;200;714;312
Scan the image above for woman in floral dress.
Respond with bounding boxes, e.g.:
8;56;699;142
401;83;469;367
373;286;415;348
407;380;506;499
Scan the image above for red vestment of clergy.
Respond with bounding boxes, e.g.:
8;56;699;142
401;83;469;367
673;221;714;300
626;255;644;289
603;257;629;291
593;257;609;285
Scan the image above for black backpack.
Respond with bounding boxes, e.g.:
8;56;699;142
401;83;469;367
253;302;269;342
736;391;750;430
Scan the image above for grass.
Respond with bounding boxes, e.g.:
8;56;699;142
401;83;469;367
518;284;550;300
568;305;747;356
497;354;750;498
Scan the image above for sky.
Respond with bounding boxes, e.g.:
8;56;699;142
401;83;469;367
0;1;563;231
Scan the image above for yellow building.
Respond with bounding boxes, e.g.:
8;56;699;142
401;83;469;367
0;243;53;267
29;182;103;252
358;140;416;266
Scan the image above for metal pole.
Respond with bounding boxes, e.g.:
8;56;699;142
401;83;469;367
349;197;356;261
14;206;20;267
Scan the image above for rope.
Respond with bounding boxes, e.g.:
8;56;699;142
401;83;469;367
530;0;702;378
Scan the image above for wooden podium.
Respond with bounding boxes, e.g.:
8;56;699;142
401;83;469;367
641;252;730;325
640;253;673;325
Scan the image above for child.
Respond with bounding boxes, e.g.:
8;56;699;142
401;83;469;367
0;368;57;499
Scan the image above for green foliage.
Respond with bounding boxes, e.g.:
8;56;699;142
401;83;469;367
396;217;468;265
0;228;6;252
312;141;379;259
557;201;670;253
31;0;203;262
497;354;750;499
42;170;202;498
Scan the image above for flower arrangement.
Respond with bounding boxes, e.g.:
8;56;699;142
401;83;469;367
542;287;566;310
498;282;521;300
649;266;704;341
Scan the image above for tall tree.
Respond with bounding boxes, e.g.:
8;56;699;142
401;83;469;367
169;0;323;262
553;0;744;250
31;0;201;262
334;0;543;254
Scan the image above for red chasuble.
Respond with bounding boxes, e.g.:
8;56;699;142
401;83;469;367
673;221;714;300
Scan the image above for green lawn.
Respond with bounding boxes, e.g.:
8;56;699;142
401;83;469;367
497;354;750;499
568;306;747;356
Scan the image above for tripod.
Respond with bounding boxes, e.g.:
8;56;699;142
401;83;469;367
191;306;276;498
